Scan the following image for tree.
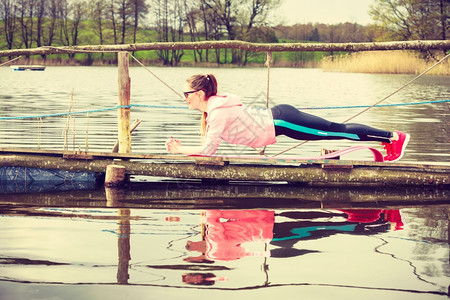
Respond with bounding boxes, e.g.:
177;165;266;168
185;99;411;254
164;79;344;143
151;0;184;65
108;0;118;44
202;0;279;64
35;0;45;48
89;0;106;45
43;0;58;46
58;0;70;46
117;0;129;43
129;0;148;44
240;0;280;65
369;0;449;41
18;0;36;50
70;0;85;47
184;0;204;62
309;27;319;42
0;0;18;50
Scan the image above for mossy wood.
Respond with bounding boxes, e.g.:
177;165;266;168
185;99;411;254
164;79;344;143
1;152;449;187
1;40;449;57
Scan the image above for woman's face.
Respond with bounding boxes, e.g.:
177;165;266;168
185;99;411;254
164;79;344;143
183;82;203;110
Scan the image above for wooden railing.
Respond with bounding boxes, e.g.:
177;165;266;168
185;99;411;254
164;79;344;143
1;40;450;57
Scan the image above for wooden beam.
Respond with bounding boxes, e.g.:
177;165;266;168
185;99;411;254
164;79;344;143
0;147;449;171
117;52;131;154
1;40;449;57
1;154;449;187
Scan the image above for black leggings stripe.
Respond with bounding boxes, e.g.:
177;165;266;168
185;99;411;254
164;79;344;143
271;104;392;143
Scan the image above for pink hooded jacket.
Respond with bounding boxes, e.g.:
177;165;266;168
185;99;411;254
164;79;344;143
203;210;275;261
200;93;277;155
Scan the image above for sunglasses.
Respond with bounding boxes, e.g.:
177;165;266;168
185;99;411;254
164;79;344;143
184;90;198;98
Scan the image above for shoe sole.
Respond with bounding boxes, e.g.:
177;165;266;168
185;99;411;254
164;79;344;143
389;133;410;162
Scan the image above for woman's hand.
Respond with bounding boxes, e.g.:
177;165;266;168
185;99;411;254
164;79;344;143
165;137;206;155
165;137;181;153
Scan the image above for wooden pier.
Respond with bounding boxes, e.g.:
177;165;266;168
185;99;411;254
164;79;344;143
2;47;450;189
1;148;449;187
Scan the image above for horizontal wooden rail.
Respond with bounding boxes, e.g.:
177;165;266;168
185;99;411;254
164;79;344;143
1;40;449;58
1;152;449;187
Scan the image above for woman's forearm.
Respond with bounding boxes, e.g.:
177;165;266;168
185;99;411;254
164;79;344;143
166;137;212;155
176;145;205;155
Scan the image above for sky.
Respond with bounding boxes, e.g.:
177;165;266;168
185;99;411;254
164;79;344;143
271;0;374;25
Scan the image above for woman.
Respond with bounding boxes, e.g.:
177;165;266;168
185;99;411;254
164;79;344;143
165;74;410;162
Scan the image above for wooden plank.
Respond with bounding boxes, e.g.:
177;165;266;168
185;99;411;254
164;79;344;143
1;40;450;58
1;154;449;186
1;147;449;170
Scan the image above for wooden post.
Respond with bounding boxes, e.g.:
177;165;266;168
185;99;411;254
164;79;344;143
117;208;131;284
105;186;125;206
114;57;131;282
112;119;141;153
118;52;131;154
105;164;126;187
109;51;131;187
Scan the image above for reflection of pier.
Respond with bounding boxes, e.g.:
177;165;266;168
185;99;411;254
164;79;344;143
0;190;448;291
1;182;448;210
117;208;131;284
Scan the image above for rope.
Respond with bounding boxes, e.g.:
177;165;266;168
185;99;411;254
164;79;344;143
299;99;450;110
1;100;448;121
342;52;450;124
258;52;273;156
0;56;22;67
265;52;272;108
129;53;184;99
273;52;450;157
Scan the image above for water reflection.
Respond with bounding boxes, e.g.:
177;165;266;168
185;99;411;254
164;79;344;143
1;67;449;298
1;204;448;297
181;209;403;286
117;208;131;285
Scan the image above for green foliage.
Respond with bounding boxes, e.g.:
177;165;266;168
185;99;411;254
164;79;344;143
369;0;448;40
1;0;445;66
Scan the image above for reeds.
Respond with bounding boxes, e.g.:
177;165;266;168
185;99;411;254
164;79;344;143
321;51;450;75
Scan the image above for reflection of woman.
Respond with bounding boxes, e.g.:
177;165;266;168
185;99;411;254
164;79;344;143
185;210;274;262
338;209;404;231
272;209;403;249
184;209;404;262
182;273;217;286
166;74;410;162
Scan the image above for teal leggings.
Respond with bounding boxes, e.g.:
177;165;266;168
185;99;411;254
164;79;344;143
271;104;392;143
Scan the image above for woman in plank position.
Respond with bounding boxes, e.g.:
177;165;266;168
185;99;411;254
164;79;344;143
165;74;410;162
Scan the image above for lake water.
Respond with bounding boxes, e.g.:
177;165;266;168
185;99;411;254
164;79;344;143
0;66;449;160
0;66;449;299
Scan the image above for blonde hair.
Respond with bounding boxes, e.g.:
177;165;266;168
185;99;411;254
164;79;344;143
185;74;218;137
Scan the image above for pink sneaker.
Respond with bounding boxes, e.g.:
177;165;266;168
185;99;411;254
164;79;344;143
383;131;410;162
382;141;393;161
